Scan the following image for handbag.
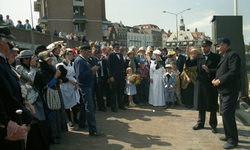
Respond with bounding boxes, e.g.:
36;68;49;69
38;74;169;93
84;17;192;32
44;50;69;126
45;84;61;110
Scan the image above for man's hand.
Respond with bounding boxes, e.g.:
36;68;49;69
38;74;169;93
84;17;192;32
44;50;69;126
187;77;191;83
91;66;98;74
74;84;78;91
58;79;63;85
186;45;190;58
6;121;18;137
202;65;210;73
5;125;27;141
212;79;220;86
110;77;115;82
169;87;172;90
30;56;37;66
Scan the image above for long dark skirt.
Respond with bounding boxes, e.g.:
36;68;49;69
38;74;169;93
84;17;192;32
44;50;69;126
182;82;194;107
26;121;50;150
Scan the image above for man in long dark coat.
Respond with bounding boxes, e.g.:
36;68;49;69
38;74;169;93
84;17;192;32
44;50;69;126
185;39;221;133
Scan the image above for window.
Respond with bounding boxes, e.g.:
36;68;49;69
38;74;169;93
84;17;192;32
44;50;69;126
73;6;84;15
74;0;83;1
74;23;85;32
184;36;189;39
102;24;108;30
113;34;115;39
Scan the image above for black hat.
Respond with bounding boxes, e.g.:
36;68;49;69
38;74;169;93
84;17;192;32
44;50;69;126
201;39;212;46
94;49;102;54
214;38;230;46
80;45;91;51
173;47;180;51
0;26;15;39
35;45;47;55
113;43;119;47
162;48;167;51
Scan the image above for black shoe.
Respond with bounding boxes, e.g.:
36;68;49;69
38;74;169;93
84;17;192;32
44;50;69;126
89;132;105;137
212;127;218;133
223;143;237;149
112;108;117;112
193;124;204;130
118;106;127;110
50;138;60;144
219;136;228;141
187;106;192;109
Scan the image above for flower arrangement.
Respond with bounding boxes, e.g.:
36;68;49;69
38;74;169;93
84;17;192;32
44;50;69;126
129;74;142;85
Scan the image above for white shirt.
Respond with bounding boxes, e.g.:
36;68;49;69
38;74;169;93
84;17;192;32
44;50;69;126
114;51;120;60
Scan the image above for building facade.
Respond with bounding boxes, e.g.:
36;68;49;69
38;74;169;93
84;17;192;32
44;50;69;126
134;24;162;49
127;26;145;48
112;22;127;47
106;26;118;46
34;0;110;41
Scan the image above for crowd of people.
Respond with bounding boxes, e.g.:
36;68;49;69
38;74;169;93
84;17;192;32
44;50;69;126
0;24;241;149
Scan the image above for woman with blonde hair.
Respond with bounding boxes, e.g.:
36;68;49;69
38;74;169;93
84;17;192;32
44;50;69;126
180;48;200;109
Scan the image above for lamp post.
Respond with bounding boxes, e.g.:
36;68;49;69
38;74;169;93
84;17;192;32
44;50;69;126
163;8;191;47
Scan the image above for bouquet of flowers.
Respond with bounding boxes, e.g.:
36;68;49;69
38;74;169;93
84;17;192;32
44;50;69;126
129;74;142;85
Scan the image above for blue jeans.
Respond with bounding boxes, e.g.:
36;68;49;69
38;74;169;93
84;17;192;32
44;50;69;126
164;90;174;102
78;88;97;134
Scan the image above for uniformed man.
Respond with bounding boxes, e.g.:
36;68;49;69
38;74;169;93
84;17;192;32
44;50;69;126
185;39;221;133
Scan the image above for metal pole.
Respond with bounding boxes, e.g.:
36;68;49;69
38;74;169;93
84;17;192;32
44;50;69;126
30;0;34;28
176;15;178;47
234;0;238;16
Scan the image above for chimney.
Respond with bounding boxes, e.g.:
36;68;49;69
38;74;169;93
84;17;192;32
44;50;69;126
195;28;198;32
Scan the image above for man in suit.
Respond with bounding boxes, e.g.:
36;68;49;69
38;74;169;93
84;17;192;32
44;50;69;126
0;25;33;149
74;45;104;137
212;38;241;149
185;39;221;133
175;47;186;74
94;49;108;112
107;43;127;112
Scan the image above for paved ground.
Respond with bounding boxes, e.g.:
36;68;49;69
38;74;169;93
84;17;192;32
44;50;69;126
50;104;250;150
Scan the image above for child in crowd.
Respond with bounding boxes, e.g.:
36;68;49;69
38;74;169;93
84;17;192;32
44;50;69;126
170;61;181;105
125;67;137;106
137;60;150;106
163;64;176;109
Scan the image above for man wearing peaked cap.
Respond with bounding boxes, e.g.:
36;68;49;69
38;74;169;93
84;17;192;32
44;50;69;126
212;37;240;149
185;39;221;134
74;44;104;137
0;26;33;148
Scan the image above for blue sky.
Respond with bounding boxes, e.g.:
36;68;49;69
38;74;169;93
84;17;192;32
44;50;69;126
1;0;250;44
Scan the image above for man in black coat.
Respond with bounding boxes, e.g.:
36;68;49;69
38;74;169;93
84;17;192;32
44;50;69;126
107;43;127;112
175;47;186;74
212;38;240;149
0;26;33;149
185;39;221;133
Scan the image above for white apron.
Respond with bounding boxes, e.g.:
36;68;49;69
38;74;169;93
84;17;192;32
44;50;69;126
148;60;165;106
57;62;80;109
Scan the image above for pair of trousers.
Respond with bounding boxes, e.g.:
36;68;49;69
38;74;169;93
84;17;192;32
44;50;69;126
78;88;97;134
197;111;217;128
164;90;174;102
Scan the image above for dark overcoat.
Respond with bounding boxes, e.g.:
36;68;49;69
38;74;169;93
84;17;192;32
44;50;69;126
107;52;125;80
185;52;221;111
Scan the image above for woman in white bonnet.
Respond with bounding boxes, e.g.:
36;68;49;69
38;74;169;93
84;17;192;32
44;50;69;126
148;50;165;106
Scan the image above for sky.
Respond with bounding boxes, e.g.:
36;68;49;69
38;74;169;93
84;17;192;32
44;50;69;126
1;0;250;44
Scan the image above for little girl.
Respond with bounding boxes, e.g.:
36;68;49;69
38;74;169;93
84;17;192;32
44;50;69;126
125;67;137;107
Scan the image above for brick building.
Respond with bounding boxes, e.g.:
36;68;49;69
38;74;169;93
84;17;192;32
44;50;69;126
34;0;110;41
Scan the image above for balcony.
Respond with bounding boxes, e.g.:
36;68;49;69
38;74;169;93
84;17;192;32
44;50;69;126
38;15;48;24
34;1;41;12
73;14;87;23
73;0;84;6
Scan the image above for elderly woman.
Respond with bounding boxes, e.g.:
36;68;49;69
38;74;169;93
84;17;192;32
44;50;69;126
16;50;50;150
119;46;127;61
46;41;63;68
148;50;165;106
165;50;177;68
56;48;80;127
180;48;199;109
35;51;68;144
137;47;146;61
125;50;139;73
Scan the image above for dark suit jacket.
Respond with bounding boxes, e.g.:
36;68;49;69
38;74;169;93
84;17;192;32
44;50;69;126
216;49;241;94
107;52;125;80
97;58;108;79
0;58;33;125
185;52;221;111
176;54;186;74
87;56;98;84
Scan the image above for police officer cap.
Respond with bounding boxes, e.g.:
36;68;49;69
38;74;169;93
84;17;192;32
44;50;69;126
201;39;212;46
80;45;91;51
173;47;180;51
113;43;120;47
0;26;15;39
214;38;230;46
